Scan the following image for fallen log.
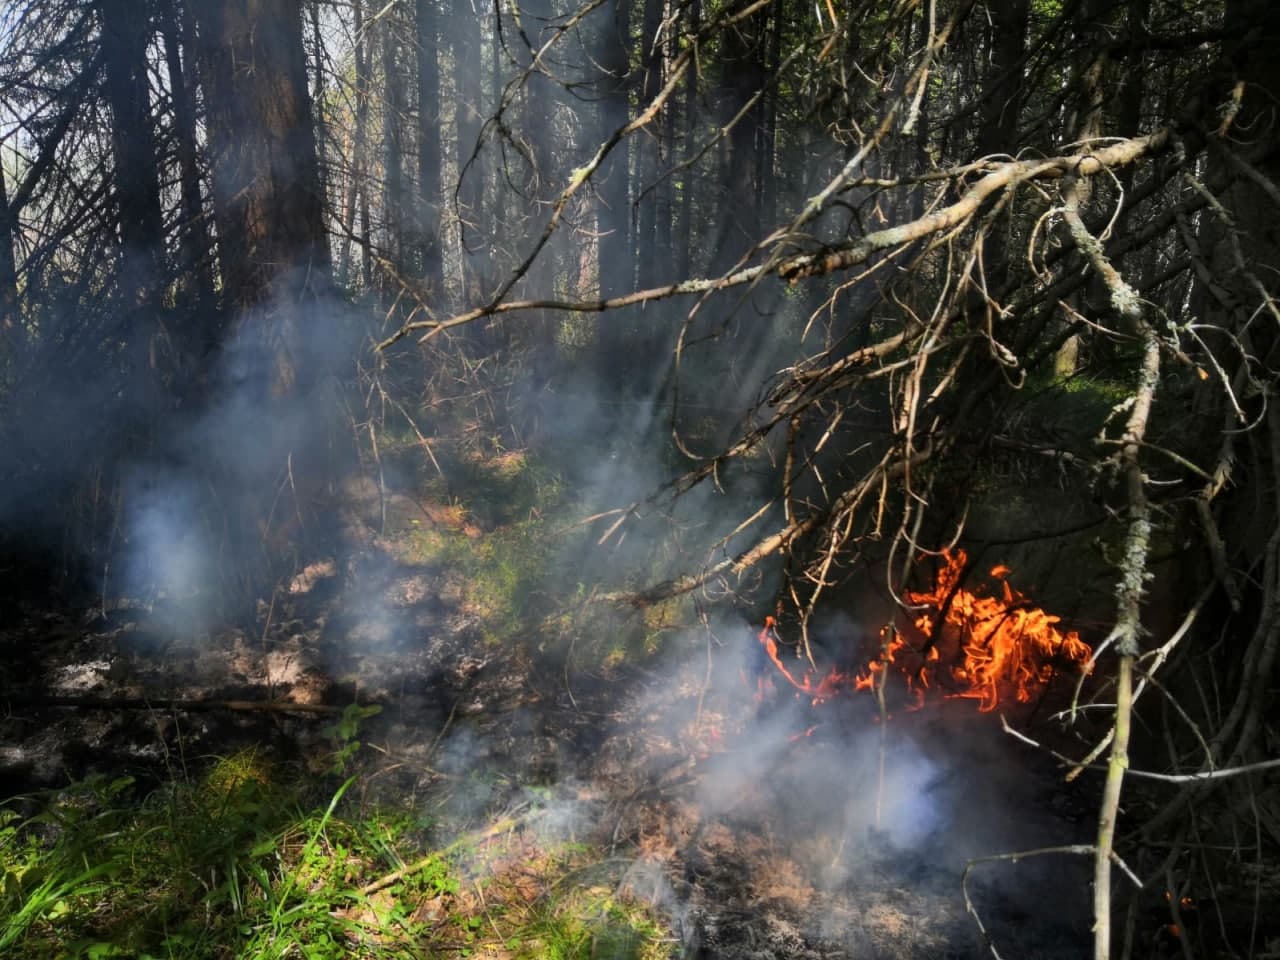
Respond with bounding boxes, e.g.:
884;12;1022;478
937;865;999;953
1;695;352;715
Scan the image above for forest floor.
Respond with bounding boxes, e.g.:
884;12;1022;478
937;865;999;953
0;444;1158;959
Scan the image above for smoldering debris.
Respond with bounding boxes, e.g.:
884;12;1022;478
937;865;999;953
582;618;1095;958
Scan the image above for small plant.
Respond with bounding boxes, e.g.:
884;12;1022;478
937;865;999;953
323;702;384;774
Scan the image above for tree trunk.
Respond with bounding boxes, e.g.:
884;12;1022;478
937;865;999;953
634;0;663;289
337;0;373;290
415;0;443;295
0;163;17;347
975;0;1029;158
714;2;766;271
191;0;331;316
381;11;406;281
455;5;484;303
157;0;216;309
675;0;700;280
596;0;632;300
98;0;166;301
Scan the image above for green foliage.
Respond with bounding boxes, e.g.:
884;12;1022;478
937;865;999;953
0;757;677;960
323;703;384;774
507;888;670;960
0;755;447;959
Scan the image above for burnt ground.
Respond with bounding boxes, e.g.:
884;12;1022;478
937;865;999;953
0;539;1113;960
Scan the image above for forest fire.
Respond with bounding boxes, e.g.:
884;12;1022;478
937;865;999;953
758;550;1092;715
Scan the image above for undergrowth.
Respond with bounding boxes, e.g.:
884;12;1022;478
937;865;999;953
0;747;673;959
383;432;696;667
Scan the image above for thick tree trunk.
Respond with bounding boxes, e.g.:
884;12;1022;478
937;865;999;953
975;0;1029;158
191;0;331;321
186;0;338;604
98;0;166;300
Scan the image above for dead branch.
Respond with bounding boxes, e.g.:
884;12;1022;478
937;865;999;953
376;131;1174;349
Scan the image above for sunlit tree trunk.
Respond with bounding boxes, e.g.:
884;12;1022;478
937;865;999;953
338;0;372;290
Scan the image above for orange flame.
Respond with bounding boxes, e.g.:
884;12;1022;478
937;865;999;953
905;549;1092;712
754;549;1091;715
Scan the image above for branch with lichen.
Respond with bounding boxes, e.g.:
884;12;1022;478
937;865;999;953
1091;322;1161;960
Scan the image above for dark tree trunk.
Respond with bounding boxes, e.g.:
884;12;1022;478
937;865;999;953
191;0;331;314
157;0;216;308
185;0;339;604
634;0;663;289
715;2;766;271
975;0;1029;158
596;0;632;300
758;2;782;232
415;0;443;295
675;0;700;280
0;165;17;345
98;0;166;300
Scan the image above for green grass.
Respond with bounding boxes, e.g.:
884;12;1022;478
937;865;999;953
0;758;430;959
0;751;674;959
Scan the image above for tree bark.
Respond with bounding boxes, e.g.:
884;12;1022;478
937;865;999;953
381;11;406;280
596;0;632;300
675;0;700;280
98;0;166;301
455;5;485;303
415;0;443;295
157;0;216;309
975;0;1029;158
634;0;664;289
0;161;18;347
338;0;372;290
191;0;332;322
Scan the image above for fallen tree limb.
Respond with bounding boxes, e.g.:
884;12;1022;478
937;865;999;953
1;695;349;715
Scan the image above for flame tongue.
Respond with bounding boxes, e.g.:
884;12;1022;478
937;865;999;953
906;549;1092;712
755;549;1091;715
